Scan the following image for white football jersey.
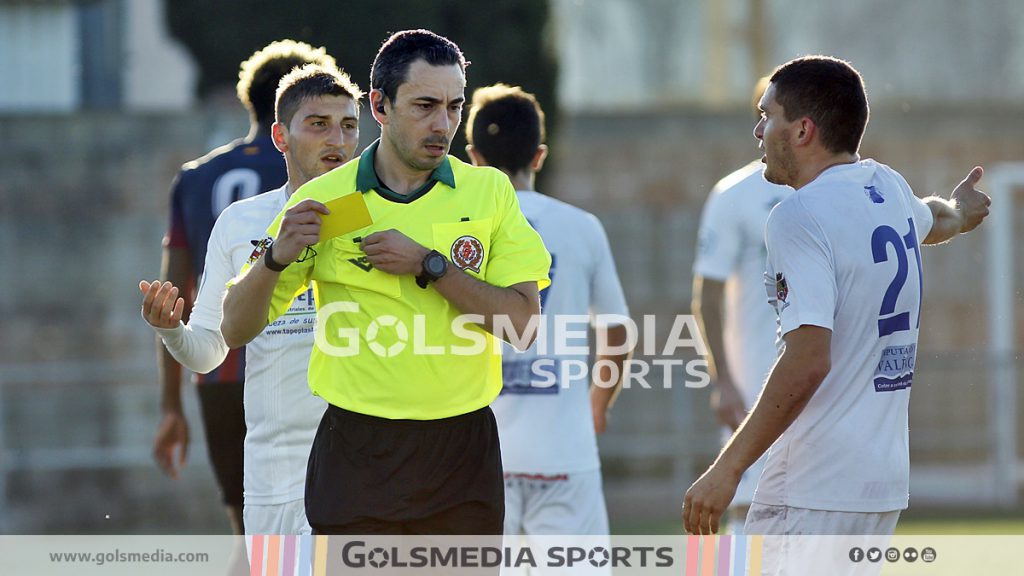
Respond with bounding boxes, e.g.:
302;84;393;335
490;191;629;474
755;160;934;512
693;161;792;405
190;186;325;506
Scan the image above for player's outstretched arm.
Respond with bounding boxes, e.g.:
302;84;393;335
682;324;831;535
151;246;192;479
222;199;328;348
360;229;542;349
923;166;991;245
139;280;230;374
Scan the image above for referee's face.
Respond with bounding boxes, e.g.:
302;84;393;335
383;59;466;173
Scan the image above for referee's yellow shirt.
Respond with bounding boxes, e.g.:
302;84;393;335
248;140;551;420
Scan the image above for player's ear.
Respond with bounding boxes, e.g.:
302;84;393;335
532;145;549;172
796;117;815;146
271;122;288;153
465;144;486;167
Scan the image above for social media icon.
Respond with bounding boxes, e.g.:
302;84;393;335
903;547;918;562
922;547;936;563
885;547;900;562
849;547;864;563
867;548;882;563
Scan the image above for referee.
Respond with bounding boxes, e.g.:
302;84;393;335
222;29;551;536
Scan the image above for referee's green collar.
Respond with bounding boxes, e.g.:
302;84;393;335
355;139;456;199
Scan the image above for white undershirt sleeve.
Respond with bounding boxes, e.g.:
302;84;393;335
149;208;234;373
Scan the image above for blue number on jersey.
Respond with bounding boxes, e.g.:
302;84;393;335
871;217;922;337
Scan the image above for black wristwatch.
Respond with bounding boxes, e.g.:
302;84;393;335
416;250;449;288
264;241;290;272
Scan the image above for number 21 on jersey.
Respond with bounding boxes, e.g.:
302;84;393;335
871;217;922;337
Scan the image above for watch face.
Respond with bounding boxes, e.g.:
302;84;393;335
426;253;446;276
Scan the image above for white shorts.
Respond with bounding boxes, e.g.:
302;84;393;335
502;470;610;575
745;503;900;576
503;469;609;536
243;498;311;535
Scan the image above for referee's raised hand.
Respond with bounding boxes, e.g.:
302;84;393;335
274;199;331;263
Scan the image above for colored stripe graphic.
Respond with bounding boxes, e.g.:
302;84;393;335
250;535;264;576
701;535;715;575
313;535;328;576
298;535;312;576
718;535;731;576
748;536;762;575
734;535;747;575
266;535;280;576
686;535;700;576
283;535;296;576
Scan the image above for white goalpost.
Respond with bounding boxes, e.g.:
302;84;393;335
985;162;1024;506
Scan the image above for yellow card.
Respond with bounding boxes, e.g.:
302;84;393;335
320;193;373;241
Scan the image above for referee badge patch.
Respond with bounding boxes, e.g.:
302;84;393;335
451;235;484;273
247;237;272;265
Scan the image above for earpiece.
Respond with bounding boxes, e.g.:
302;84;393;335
376;104;385;114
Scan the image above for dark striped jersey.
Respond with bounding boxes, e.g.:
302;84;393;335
164;134;286;384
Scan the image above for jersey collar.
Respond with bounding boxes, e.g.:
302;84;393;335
355;139;456;203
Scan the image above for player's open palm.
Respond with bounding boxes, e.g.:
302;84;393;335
683;465;740;535
139;280;185;329
951;166;991;233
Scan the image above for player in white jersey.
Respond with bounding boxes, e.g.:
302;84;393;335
693;79;792;534
139;64;363;534
683;56;990;551
693;162;790;534
466;84;632;542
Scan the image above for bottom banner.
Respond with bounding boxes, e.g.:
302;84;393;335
0;534;1015;575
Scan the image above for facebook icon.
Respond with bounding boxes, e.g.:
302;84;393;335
849;547;865;563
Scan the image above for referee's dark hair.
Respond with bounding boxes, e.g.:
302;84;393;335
237;40;336;129
769;55;869;155
370;29;468;104
466;84;545;174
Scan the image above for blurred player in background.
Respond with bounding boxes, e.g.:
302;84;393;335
691;77;791;534
684;57;990;573
466;83;631;542
154;40;335;534
141;63;362;534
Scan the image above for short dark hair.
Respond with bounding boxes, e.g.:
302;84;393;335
769;56;869;155
237;40;336;127
370;29;468;102
275;64;364;127
466;84;545;174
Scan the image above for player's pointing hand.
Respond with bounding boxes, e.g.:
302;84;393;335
951;166;991;233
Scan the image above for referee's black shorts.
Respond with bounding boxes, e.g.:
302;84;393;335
305;404;504;535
